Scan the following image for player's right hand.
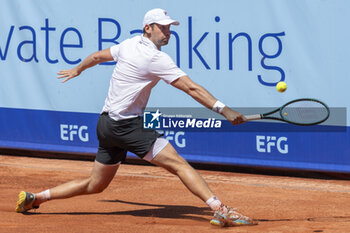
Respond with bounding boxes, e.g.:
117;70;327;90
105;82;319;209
221;107;247;125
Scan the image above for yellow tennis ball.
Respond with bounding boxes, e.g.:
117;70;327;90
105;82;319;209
276;81;287;93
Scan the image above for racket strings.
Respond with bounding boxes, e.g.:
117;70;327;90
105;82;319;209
282;101;329;124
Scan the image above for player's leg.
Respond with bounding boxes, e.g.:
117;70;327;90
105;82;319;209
42;160;119;200
16;160;119;212
144;138;257;226
148;141;214;202
16;113;129;213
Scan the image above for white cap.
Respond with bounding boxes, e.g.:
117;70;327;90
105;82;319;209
143;8;179;28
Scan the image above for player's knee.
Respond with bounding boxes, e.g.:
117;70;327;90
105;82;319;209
92;185;107;194
152;150;191;174
169;157;191;174
87;178;108;194
89;185;106;194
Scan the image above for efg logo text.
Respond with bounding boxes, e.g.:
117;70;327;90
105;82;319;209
256;135;288;154
60;124;89;142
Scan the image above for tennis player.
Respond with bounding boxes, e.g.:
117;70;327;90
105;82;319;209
16;8;256;227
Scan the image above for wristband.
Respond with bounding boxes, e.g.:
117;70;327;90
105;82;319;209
212;100;226;114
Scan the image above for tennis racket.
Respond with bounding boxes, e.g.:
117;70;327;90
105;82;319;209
245;98;330;126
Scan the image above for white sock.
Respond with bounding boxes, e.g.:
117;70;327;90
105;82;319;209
38;189;51;200
206;196;222;211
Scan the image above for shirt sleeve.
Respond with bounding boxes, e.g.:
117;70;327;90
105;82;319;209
149;52;187;84
110;44;121;62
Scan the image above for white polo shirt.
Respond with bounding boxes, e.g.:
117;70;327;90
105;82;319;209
102;35;186;121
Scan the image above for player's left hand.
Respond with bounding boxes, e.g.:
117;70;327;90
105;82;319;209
57;67;81;83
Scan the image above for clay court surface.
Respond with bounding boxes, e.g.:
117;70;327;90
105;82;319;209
1;155;350;233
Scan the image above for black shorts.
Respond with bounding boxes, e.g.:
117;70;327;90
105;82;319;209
95;112;161;165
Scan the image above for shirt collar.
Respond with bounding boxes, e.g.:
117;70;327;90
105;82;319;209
141;36;159;50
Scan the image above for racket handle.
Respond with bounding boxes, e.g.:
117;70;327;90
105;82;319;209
245;114;262;121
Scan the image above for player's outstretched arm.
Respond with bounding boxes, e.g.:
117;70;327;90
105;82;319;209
171;75;246;125
57;48;114;83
